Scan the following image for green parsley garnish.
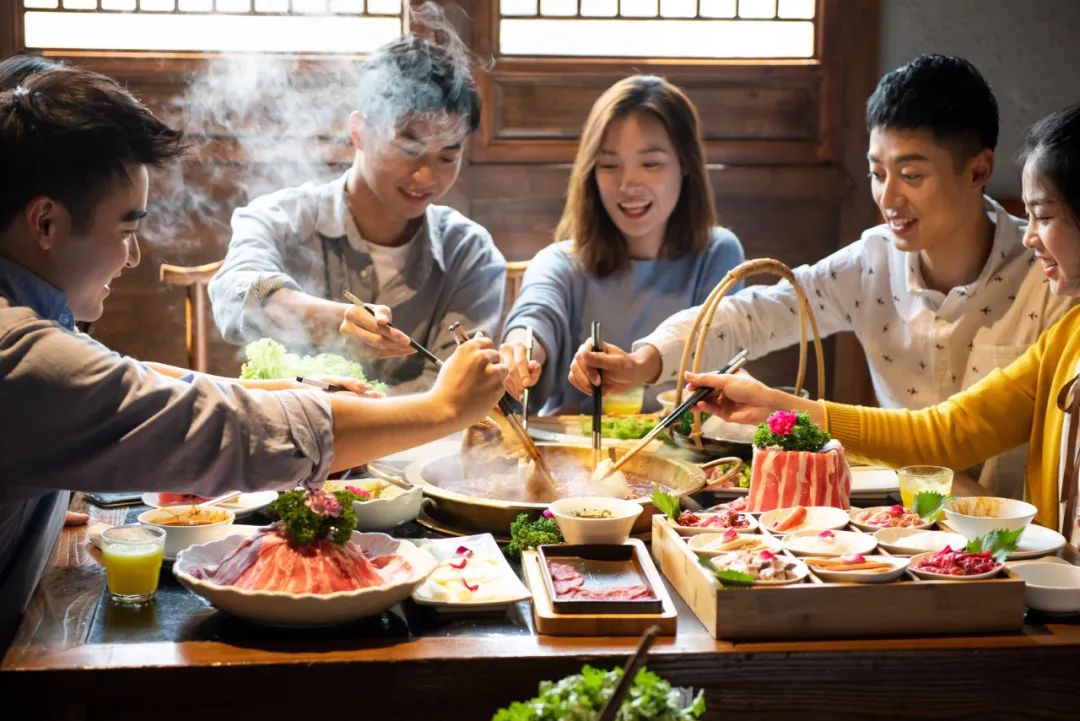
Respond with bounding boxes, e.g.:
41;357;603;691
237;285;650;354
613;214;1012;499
268;488;360;546
752;410;830;452
505;513;563;558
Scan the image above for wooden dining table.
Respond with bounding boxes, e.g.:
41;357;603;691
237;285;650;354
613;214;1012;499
2;456;1079;721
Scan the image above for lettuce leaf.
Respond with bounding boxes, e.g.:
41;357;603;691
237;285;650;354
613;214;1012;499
239;338;383;389
651;485;681;521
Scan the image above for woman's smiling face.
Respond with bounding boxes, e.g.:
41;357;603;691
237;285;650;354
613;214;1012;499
1022;155;1080;297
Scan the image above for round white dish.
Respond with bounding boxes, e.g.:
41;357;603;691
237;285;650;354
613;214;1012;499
804;555;910;584
874;527;968;556
758;506;850;535
411;533;531;610
848;506;932;532
783;529;877;557
324;478;422;531
137;506;234;560
670;511;758;537
707;553;810;586
548;497;643;545
1006;561;1080;613
942;496;1037;541
142;491;278;519
687;532;782;557
908;550;1003;581
173;531;437;626
1008;524;1067;560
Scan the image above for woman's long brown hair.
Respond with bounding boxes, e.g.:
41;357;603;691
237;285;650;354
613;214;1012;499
554;75;717;277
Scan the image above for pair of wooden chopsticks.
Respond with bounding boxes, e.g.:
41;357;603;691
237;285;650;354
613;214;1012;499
601;348;750;477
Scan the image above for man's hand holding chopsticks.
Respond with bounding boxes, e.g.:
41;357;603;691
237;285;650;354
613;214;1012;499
432;337;509;426
339;301;416;359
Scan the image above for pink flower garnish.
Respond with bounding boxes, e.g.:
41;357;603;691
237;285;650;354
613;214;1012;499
840;554;865;564
818;530;835;540
889;504;905;515
345;485;372;499
759;550;777;562
462;579;480;592
722;528;739;542
304;489;342;517
455;545;473;557
766;410;798;436
542;509;554;519
450;558;468;570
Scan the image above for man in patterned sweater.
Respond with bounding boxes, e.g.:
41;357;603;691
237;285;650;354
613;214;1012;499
569;54;1076;498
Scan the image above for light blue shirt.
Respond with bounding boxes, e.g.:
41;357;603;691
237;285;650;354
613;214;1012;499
502;228;744;414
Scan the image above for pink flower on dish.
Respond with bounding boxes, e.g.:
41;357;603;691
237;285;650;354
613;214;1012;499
304;490;342;518
542;508;554;519
767;411;798;436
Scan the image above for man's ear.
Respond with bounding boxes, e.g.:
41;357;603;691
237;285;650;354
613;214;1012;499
968;148;995;190
24;197;65;251
347;111;365;151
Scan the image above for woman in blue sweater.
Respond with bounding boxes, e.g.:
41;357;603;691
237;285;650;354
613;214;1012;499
500;75;744;414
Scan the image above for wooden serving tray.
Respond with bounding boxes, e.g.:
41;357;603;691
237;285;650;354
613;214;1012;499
652;515;1026;640
538;543;663;614
521;539;677;636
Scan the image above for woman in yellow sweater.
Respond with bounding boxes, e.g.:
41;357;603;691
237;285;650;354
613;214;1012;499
685;104;1080;532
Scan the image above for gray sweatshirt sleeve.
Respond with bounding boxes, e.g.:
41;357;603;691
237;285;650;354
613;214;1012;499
0;313;335;494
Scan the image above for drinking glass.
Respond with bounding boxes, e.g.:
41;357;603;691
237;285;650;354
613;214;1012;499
100;524;166;604
602;386;645;415
897;465;954;510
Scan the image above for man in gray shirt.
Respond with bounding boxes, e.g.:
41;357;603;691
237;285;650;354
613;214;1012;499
209;29;506;394
0;67;507;649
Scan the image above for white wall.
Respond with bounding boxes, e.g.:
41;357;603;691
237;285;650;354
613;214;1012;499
880;0;1080;198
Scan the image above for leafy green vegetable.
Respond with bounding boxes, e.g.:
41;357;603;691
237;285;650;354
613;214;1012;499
912;491;949;523
752;410;830;452
491;664;705;721
965;528;1024;562
506;513;563;558
699;556;754;587
737;464;751;488
651;485;681;521
673;410;711;437
579;415;659;440
268;489;360;546
240;338;384;389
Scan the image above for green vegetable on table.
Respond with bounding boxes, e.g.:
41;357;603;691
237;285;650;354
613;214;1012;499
505;512;563;558
492;664;705;721
912;491;949;523
268;488;361;546
966;528;1024;562
651;485;681;521
240;338;384;390
579;415;659;440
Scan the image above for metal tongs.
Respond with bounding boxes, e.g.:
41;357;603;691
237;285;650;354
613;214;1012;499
599;348;750;478
448;322;560;496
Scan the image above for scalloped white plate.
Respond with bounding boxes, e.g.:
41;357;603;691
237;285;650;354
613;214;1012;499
411;533;530;611
804;555;910;583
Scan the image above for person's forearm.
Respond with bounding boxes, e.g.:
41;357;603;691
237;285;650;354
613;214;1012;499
504;326;548;367
263;288;347;347
145;360;301;390
328;392;460;470
629;344;663;386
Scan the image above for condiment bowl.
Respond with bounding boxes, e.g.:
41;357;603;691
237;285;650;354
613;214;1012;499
548;497;643;545
1008;562;1080;613
942;496;1037;541
138;506;235;560
325;478;423;531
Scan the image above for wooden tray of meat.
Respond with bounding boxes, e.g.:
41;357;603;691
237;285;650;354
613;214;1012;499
521;539;677;636
652;515;1026;640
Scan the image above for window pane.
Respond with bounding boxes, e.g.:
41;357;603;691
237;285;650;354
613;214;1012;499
25;11;402;51
738;0;776;19
500;18;813;57
699;0;736;18
328;0;364;12
23;1;60;9
254;0;289;11
62;0;97;8
366;0;399;13
178;0;213;11
659;0;696;18
101;0;137;10
580;0;615;16
539;0;576;16
216;0;251;13
501;0;538;15
291;0;327;12
141;0;176;12
620;0;657;18
777;0;814;19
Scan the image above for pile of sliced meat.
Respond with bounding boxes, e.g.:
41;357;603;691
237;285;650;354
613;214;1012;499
192;527;413;594
547;561;654;601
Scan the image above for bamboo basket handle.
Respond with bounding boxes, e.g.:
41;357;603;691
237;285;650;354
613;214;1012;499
672;258;827;448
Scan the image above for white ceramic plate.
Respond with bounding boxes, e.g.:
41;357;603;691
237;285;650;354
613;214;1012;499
804;555;910;584
671;512;758;537
1008;524;1067;560
706;555;810;587
758;506;850;535
874;528;968;556
323;479;422;531
173;531;437;626
783;529;878;557
908;550;1003;581
848;506;932;532
687;532;782;557
142;491;278;519
411;533;530;611
849;467;900;496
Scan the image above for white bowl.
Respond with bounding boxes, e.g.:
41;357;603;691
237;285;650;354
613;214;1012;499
173;531;437;626
548;497;643;545
687;532;782;557
874;528;968;556
942;496;1037;541
783;529;877;557
804;555;910;584
670;511;758;537
758;505;850;535
1008;562;1080;613
137;506;235;560
325;479;423;531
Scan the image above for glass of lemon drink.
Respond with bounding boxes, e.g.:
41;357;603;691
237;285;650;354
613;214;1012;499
100;524;166;604
897;465;954;510
602;386;645;416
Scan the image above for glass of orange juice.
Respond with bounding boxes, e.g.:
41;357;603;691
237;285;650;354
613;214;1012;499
898;465;954;510
602;386;645;416
100;524;166;604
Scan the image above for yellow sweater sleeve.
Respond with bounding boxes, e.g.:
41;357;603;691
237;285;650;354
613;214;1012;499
823;342;1042;471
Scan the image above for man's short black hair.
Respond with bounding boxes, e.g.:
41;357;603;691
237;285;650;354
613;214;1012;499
867;53;999;165
0;67;186;234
